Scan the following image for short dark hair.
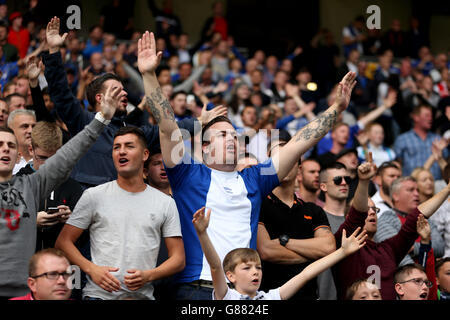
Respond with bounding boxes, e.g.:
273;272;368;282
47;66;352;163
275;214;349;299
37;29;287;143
5;93;25;106
86;73;122;108
113;126;148;149
435;257;450;275
319;162;347;183
376;161;400;176
170;90;187;101
201;115;234;144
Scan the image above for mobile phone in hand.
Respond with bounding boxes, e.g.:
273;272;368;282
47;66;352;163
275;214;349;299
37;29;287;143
47;207;59;214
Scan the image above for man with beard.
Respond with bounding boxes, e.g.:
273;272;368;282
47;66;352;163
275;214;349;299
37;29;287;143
137;30;357;299
296;158;323;206
257;139;335;300
374;176;445;266
372;161;402;217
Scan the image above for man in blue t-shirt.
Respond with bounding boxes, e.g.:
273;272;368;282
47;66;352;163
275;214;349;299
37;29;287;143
137;31;357;300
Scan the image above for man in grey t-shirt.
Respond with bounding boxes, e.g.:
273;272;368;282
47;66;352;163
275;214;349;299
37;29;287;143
56;127;185;300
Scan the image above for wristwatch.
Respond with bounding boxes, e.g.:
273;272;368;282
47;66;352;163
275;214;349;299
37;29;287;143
279;234;290;246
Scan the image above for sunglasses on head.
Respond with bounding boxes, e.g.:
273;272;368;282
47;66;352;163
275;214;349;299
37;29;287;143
332;176;351;185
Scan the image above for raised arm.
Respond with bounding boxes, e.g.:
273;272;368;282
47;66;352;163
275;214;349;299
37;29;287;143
26;56;55;122
32;83;122;202
353;152;377;212
138;31;184;168
358;90;397;127
43;17;93;134
279;228;367;300
272;72;357;181
418;181;450;219
192;207;228;300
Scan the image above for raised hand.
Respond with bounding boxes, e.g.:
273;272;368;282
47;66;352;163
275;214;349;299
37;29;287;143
137;31;162;75
355;130;369;147
285;83;300;97
25;56;43;86
334;71;357;112
383;90;397;109
357;152;377;180
46;17;68;54
192;207;211;235
198;104;228;126
100;84;124;120
417;214;431;244
341;227;367;256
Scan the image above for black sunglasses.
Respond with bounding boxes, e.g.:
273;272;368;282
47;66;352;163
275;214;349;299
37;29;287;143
332;176;351;185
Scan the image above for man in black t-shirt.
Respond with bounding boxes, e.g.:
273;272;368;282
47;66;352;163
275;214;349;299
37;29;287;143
256;138;335;300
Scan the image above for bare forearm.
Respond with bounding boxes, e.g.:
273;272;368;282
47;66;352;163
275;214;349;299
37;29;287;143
275;105;339;179
280;248;346;300
197;232;223;272
261;240;309;264
359;105;387;127
353;179;370;212
418;184;450;218
285;237;335;260
145;252;185;282
55;237;95;275
142;72;178;133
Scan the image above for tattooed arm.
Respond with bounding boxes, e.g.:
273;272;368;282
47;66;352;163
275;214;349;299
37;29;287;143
271;72;356;181
138;31;184;168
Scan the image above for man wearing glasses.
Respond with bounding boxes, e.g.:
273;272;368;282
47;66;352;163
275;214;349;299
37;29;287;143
331;153;450;299
394;264;432;300
10;248;73;300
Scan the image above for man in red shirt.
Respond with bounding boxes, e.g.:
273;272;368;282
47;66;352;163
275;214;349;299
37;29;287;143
7;12;30;59
332;153;450;299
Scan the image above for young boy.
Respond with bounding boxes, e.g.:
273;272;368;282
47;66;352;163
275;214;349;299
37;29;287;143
192;207;367;300
345;279;382;300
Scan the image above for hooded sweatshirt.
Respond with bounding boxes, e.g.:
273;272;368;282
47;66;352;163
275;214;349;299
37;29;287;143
0;115;106;297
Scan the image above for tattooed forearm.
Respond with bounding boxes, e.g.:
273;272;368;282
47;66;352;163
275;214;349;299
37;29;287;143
295;109;338;142
160;99;175;120
147;86;175;122
146;96;161;122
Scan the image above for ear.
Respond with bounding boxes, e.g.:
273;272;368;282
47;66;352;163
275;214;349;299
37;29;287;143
374;175;381;186
225;271;235;284
394;283;404;297
436;276;440;287
27;277;37;297
142;149;150;163
95;93;103;107
28;145;34;157
392;192;399;204
319;182;327;193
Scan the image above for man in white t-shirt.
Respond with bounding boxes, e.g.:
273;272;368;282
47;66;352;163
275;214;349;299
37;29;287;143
56;127;185;300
